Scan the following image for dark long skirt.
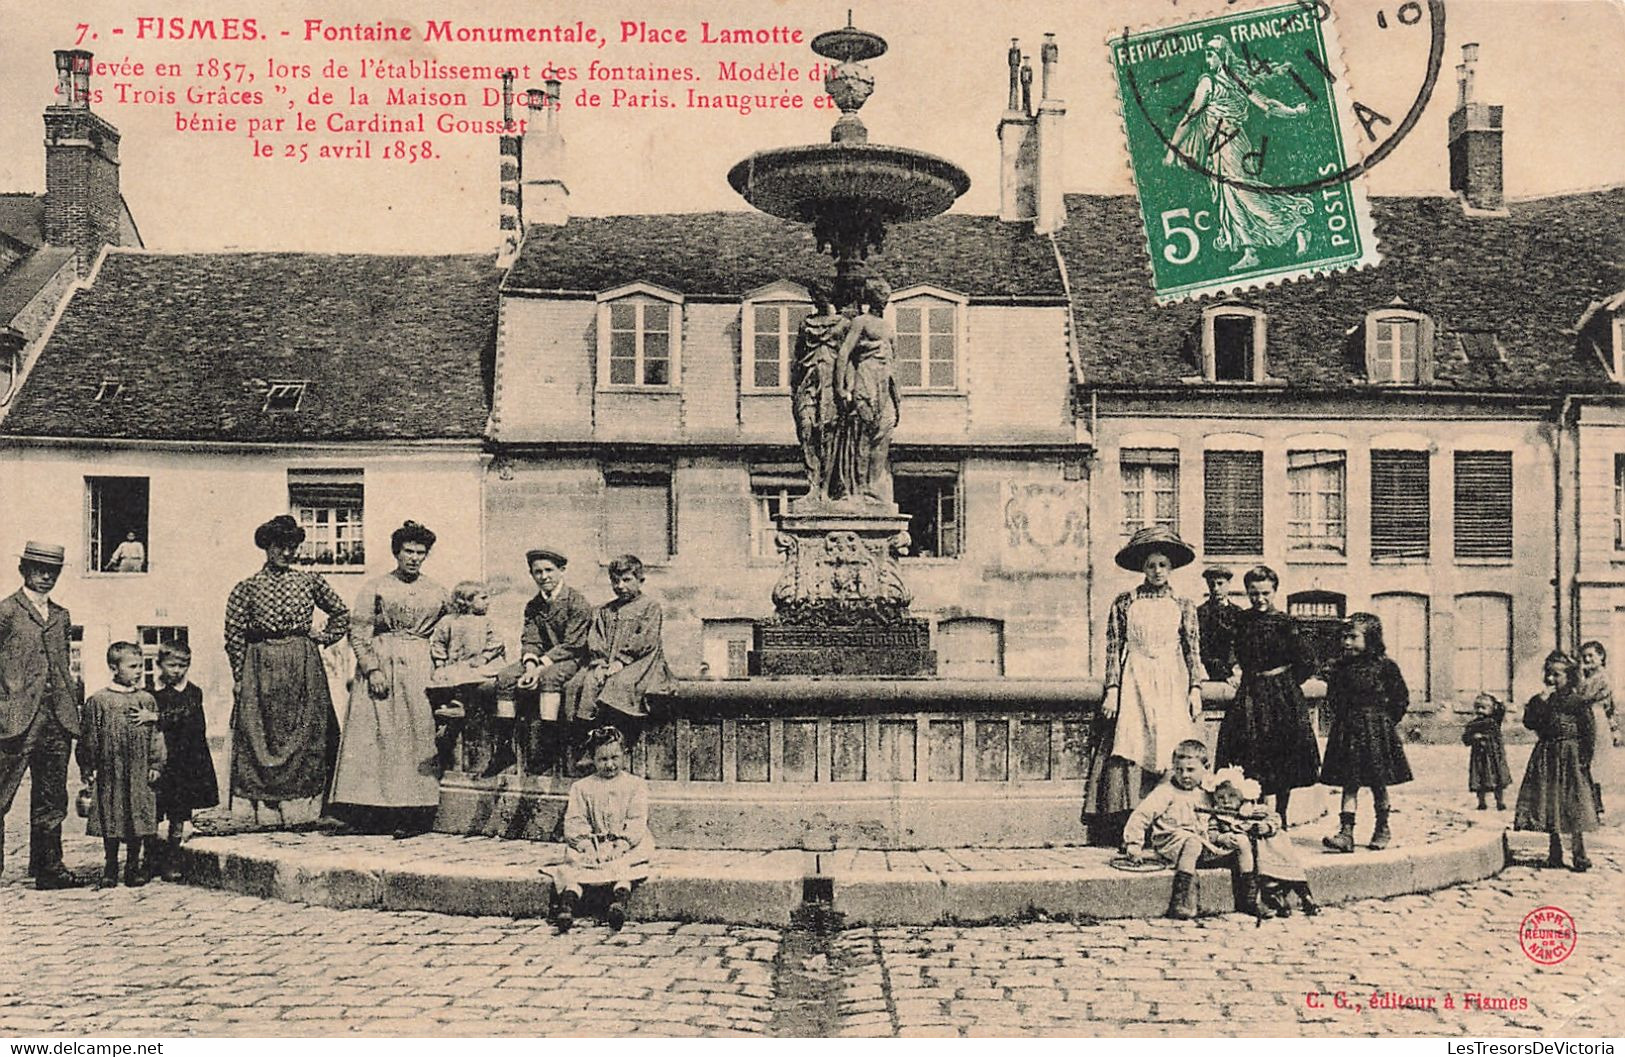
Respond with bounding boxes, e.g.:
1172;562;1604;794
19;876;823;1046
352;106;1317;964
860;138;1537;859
1514;737;1599;834
1079;713;1161;847
1216;670;1321;794
1320;706;1413;789
1468;739;1512;793
230;637;338;802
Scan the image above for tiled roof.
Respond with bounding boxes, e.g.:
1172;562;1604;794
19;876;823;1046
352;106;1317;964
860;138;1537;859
0;247;73;322
1058;188;1625;393
0;194;45;248
2;252;499;441
505;211;1066;301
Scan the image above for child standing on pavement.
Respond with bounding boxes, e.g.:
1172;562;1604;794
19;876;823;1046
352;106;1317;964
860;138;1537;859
549;725;652;932
1121;739;1268;919
1462;693;1511;812
1577;641;1616;818
1514;652;1598;871
150;642;218;881
1319;613;1413;853
78;642;166;888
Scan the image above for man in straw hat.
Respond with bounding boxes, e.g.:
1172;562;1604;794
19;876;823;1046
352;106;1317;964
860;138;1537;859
1083;526;1208;846
0;541;87;888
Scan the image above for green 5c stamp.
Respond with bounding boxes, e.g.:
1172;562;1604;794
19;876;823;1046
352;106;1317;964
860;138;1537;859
1111;3;1380;303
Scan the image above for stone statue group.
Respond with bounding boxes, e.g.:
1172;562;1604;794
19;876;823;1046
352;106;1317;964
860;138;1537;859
791;276;901;506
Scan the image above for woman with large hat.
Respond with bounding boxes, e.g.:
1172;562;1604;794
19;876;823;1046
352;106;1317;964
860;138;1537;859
1082;526;1207;845
224;515;351;825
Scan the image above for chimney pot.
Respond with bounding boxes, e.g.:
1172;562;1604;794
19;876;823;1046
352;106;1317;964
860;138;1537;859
1040;34;1058;101
1020;58;1033;117
1447;42;1503;213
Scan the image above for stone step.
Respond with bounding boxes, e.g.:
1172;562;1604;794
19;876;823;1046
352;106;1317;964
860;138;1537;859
170;806;1507;926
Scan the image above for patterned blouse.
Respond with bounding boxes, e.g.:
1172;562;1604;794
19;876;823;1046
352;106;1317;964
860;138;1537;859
223;564;350;679
1103;583;1205;689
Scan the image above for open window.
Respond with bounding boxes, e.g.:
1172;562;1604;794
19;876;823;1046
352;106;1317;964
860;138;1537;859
1363;305;1434;384
894;463;962;559
86;476;149;574
1202;305;1268;382
288;469;365;569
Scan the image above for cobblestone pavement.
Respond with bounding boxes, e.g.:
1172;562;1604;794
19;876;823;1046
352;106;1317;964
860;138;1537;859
2;746;1620;1037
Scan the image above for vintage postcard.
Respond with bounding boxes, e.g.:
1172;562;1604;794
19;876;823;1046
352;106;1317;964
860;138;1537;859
0;0;1620;1044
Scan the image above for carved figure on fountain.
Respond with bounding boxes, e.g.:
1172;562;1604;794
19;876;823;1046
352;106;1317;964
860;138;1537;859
790;284;844;501
830;277;900;506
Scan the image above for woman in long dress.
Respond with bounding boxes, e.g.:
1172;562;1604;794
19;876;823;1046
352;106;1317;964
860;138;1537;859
224;515;350;827
1164;36;1315;271
831;277;900;504
1083;526;1206;845
328;521;449;838
1215;565;1322;825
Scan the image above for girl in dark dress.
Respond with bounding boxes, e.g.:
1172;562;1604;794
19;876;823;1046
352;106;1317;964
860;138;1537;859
1514;652;1598;872
1462;692;1511;811
1320;612;1412;852
1214;566;1320;826
150;641;218;881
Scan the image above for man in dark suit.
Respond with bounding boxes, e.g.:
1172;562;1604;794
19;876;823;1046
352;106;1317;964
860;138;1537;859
0;541;85;888
481;548;592;778
1197;566;1240;684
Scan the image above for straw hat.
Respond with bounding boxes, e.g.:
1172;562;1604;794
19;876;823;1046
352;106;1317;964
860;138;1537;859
18;541;66;567
1114;526;1195;572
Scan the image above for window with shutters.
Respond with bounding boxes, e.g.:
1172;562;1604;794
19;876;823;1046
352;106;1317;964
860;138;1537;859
742;298;813;391
1204;450;1263;555
288;469;365;569
1371;450;1430;560
1120;449;1179;537
603;467;674;561
893;293;963;392
749;468;808;558
596;284;682;390
1454;593;1511;709
895;465;962;559
1364;307;1433;384
1453;451;1513;560
1615;455;1625;551
1286;451;1345;553
1372;592;1430;704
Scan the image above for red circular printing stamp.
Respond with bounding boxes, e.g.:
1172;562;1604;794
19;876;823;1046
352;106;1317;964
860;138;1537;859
1520;905;1577;965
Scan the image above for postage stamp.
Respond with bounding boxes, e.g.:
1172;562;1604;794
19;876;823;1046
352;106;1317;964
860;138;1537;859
1110;2;1381;303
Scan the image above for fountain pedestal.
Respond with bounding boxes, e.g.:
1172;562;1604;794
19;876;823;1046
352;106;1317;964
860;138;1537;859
756;501;936;677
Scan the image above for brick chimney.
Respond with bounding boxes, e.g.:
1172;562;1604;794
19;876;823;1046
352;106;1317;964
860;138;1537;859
44;49;123;275
1034;33;1066;235
1448;43;1504;214
497;71;523;266
521;79;569;227
997;39;1036;223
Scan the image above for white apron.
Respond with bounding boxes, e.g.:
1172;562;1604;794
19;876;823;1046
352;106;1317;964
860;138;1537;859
1112;593;1199;774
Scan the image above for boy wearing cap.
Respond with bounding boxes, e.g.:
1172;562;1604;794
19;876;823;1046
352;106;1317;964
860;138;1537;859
1197;567;1240;683
0;541;86;888
483;548;592;777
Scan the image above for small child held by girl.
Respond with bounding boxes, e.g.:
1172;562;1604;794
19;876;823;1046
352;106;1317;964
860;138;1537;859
1462;693;1511;811
1514;651;1598;871
1122;739;1268;919
549;726;652;932
429;580;508;770
1320;612;1413;852
150;642;218;881
1206;769;1320;918
1577;641;1616;818
77;642;165;888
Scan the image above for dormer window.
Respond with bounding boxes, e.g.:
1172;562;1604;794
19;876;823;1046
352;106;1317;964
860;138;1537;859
891;286;967;392
740;281;812;392
94;379;124;402
264;380;307;412
1201;305;1268;382
596;282;683;390
1363;305;1434;384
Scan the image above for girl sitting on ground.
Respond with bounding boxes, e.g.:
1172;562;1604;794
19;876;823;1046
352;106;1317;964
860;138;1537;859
1205;768;1319;918
549;726;653;932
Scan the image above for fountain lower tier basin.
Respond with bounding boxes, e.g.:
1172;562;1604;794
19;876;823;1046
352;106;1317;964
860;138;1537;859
727;143;971;223
434;679;1325;849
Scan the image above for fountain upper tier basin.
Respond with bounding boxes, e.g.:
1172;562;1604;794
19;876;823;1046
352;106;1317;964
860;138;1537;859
728;143;970;225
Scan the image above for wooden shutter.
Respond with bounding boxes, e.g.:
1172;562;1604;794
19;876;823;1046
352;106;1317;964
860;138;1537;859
1371;451;1430;559
1453;452;1513;559
1204;450;1263;554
